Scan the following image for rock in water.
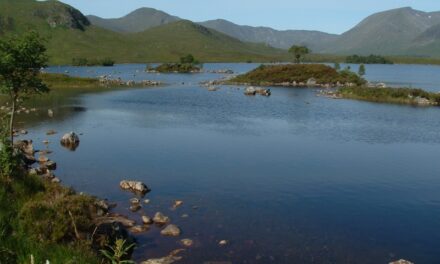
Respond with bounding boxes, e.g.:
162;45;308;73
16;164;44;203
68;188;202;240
14;140;34;155
119;180;150;195
172;200;183;209
389;260;414;264
129;225;149;234
180;239;193;247
161;224;181;237
219;240;228;246
141;249;184;264
153;212;170;224
60;132;80;151
244;86;257;95
142;215;153;225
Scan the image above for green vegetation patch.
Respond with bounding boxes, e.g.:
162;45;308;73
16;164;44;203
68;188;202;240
338;86;440;106
230;64;365;86
41;73;101;89
150;54;203;73
346;54;393;64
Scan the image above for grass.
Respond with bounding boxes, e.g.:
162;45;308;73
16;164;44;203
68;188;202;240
229;64;366;86
337;86;440;106
0;174;101;264
41;73;101;89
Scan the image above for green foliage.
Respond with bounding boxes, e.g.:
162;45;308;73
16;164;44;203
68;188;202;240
180;54;199;64
0;31;49;96
358;64;366;76
0;31;49;141
72;57;115;67
334;62;341;70
338;86;440;105
288;45;310;63
100;239;135;264
346;54;393;64
154;63;202;73
231;64;366;86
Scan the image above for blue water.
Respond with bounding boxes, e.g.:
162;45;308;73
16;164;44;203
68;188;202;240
25;63;440;263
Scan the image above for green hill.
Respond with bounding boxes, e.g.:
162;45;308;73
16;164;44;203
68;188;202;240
0;0;287;64
87;7;180;33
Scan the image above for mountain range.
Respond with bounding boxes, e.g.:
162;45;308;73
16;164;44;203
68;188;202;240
87;6;440;57
1;0;439;65
0;0;286;64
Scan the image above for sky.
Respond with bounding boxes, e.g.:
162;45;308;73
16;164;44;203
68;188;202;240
59;0;440;34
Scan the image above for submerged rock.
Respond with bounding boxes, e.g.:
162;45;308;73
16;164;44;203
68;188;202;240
129;225;149;234
219;240;228;246
153;212;170;224
161;224;181;237
180;239;193;247
172;200;183;209
129;204;141;212
120;180;150;195
46;130;57;136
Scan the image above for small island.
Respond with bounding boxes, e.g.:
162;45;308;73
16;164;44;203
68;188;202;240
331;86;440;106
147;54;203;73
228;64;366;87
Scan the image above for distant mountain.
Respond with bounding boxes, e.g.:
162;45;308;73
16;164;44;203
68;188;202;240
199;19;338;51
87;7;180;33
323;7;440;55
0;0;286;64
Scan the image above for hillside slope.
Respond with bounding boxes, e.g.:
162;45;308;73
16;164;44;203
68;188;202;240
323;7;440;55
199;19;338;51
87;8;180;33
0;0;287;64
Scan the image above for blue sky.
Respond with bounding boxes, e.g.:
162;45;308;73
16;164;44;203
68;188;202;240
59;0;440;34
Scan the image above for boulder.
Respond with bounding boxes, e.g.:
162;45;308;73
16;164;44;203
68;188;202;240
141;249;184;264
60;132;80;151
307;78;317;86
153;212;170;224
161;224;181;237
119;180;150;195
244;86;257;96
14;140;34;156
142;215;153;225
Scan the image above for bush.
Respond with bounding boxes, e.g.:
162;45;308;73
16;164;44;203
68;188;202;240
19;185;97;243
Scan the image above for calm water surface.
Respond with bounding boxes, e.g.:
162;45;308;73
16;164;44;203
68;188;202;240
22;63;440;263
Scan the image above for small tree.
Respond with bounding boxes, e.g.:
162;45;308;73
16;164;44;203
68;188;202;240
180;54;198;64
0;31;48;144
358;64;366;76
334;62;341;71
288;45;310;63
